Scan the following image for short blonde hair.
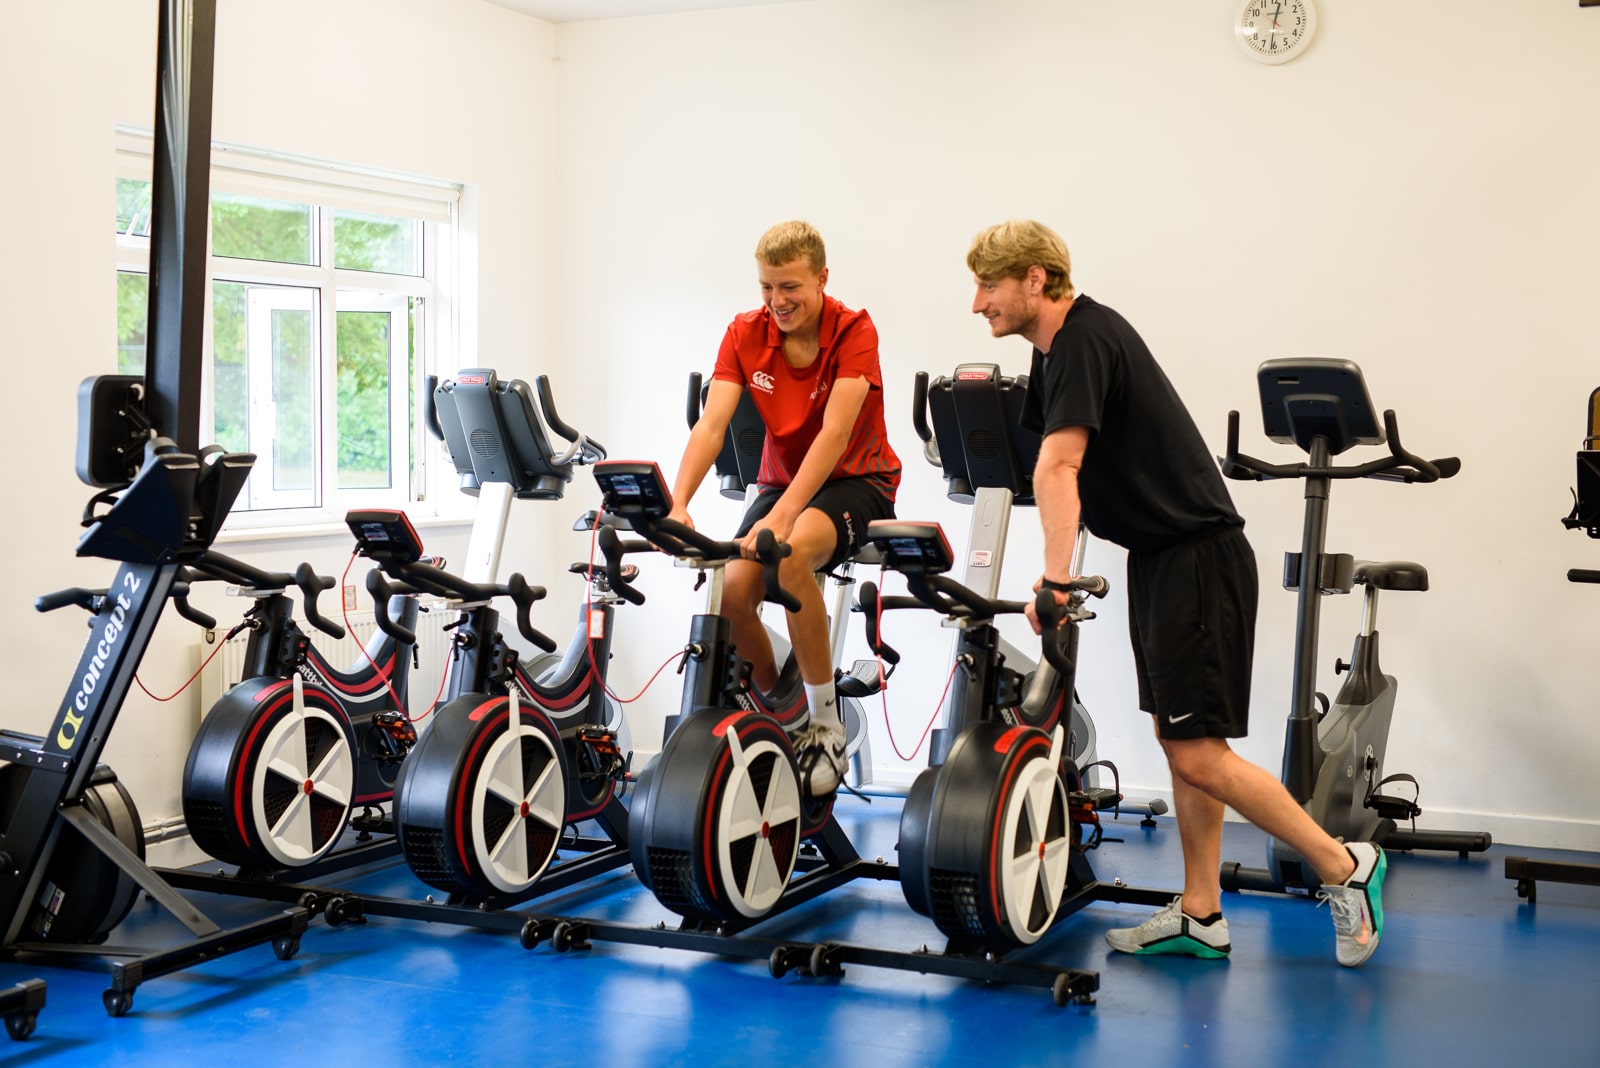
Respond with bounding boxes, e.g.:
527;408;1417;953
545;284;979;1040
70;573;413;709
967;220;1074;301
756;220;826;273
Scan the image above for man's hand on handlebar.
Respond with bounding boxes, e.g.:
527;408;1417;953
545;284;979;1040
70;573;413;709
1024;574;1072;636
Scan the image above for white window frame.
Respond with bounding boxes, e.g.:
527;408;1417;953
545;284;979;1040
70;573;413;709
113;125;465;531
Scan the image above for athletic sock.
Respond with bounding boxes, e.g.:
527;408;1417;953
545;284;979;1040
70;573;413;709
1186;910;1223;926
803;681;840;725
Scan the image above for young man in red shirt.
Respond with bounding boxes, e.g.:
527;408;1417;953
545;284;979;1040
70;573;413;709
668;221;899;796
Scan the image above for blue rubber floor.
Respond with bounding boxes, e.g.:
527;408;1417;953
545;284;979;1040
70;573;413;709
4;798;1598;1067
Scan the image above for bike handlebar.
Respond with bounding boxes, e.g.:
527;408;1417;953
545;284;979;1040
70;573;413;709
1221;409;1460;485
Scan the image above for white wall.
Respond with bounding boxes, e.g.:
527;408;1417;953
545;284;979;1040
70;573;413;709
0;0;567;850
3;0;1596;857
546;0;1600;849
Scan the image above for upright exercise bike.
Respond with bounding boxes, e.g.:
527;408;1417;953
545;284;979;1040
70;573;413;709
1505;386;1600;901
1218;358;1491;895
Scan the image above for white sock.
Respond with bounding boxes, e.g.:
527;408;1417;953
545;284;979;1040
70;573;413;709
803;681;840;728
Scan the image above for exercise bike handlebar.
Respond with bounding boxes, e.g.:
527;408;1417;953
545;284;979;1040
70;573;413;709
366;565;556;653
168;550;348;640
686;371;704;428
1569;569;1600;584
534;374;607;467
631;517;801;613
911;371;940;467
1221;409;1460;485
597;525;650;606
423;373;444;442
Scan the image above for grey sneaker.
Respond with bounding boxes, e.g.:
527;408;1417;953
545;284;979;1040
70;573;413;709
793;714;847;797
1318;841;1386;967
1105;897;1231;959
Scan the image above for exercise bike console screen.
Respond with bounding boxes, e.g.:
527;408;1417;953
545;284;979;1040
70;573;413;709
594;461;671;521
1257;357;1383;455
867;520;955;574
346;508;426;564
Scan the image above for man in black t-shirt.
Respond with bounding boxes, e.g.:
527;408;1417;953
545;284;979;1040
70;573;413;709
967;219;1386;967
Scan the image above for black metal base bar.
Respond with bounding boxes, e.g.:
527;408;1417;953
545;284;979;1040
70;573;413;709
9;908;308;1017
1506;855;1600;903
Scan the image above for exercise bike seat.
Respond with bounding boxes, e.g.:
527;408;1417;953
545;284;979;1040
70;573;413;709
1353;560;1429;592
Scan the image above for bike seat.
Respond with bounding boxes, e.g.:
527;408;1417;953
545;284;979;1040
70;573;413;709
845;543;883;568
1353;560;1429;592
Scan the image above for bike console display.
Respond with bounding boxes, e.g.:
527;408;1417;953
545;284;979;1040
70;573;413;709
1257;358;1383;456
346;509;426;564
593;461;672;522
866;520;954;575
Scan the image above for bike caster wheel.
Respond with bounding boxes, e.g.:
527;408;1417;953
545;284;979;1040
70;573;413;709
1050;973;1094;1008
807;943;843;978
272;934;301;961
324;896;362;927
102;989;132;1018
551;921;590;953
4;1013;38;1041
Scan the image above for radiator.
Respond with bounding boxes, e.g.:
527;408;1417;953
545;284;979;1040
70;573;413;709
197;609;455;720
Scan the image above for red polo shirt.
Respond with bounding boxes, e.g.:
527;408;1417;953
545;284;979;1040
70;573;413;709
712;295;900;497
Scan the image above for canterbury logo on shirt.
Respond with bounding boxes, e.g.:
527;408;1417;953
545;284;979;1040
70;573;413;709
750;371;776;393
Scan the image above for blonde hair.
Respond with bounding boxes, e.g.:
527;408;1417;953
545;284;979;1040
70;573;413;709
756;220;827;273
967;220;1074;301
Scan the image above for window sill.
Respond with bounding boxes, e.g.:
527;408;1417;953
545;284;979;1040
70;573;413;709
213;513;474;547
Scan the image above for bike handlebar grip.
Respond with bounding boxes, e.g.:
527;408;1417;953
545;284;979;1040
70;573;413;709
1569;569;1600;584
34;587;98;614
366;569;417;645
599;526;646;606
687;371;703;429
755;529;802;612
423;375;444;442
294;562;346;640
855;582;901;666
505;573;558;652
172;594;218;632
1035;590;1076;677
535;375;605;463
1080;575;1110;599
911;371;932;444
1433;457;1461;479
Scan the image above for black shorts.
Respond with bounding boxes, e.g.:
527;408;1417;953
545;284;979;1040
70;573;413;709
1127;524;1258;740
734;477;896;571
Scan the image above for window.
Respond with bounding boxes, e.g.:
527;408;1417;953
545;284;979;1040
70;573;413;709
114;129;461;525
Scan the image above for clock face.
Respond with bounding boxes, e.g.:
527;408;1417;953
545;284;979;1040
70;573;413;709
1236;0;1318;65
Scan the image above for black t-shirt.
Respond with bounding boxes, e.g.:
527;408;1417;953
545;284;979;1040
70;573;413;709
1020;294;1242;553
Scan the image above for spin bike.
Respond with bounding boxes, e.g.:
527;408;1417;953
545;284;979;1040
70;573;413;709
1218;358;1491;896
180;558;419;874
1505;388;1600;901
593;460;886;927
684;373;876;783
377;368;633;904
910;364;1166;820
858;520;1172;962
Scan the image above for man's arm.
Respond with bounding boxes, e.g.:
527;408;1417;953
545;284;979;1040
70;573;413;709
669;378;744;526
1028;425;1091;631
744;375;871;545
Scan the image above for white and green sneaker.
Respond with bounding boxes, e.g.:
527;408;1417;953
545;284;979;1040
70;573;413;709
1105;897;1231;959
1318;841;1386;967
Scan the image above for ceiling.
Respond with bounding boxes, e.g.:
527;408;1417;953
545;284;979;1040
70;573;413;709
483;0;802;23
